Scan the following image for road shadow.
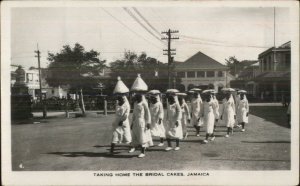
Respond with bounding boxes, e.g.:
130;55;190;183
241;140;290;144
46;151;136;158
211;158;290;162
146;148;167;152
250;106;289;128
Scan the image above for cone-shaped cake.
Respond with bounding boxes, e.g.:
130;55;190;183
113;76;129;94
131;74;148;92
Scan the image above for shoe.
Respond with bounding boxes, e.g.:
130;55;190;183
237;124;241;128
184;133;189;139
165;147;173;151
196;134;200;137
138;153;145;158
157;143;164;147
128;148;135;153
203;140;208;143
225;134;229;138
210;136;216;141
241;129;245;132
174;147;180;151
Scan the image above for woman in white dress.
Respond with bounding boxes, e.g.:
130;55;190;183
236;90;249;132
110;77;132;155
165;89;183;151
201;90;216;143
129;74;152;158
211;90;220;132
220;88;236;138
177;93;191;139
189;88;203;137
148;90;166;146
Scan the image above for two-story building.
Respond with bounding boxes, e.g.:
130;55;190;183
254;41;291;101
175;51;234;92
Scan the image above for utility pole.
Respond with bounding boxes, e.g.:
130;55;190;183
35;44;46;118
162;29;179;89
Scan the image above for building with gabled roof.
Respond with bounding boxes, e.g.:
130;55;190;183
175;51;234;92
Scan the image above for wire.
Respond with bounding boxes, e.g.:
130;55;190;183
179;35;270;49
132;7;161;36
123;7;163;43
101;8;162;50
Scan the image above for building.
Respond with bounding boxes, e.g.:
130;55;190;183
230;41;291;102
174;51;235;92
255;41;291;101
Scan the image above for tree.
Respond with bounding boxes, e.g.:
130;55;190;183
109;51;180;93
225;56;241;76
46;43;106;115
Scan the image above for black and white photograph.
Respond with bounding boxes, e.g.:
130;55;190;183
1;1;299;185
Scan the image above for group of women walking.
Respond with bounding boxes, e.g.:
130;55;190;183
110;74;249;158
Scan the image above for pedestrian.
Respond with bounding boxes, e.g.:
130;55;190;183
236;90;249;132
110;77;132;155
129;74;152;158
165;89;183;151
201;90;216;143
211;90;220;132
189;88;203;137
235;91;241;128
220;88;236;138
177;92;191;139
148;90;166;146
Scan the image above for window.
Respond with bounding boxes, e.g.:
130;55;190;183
177;71;185;78
197;71;205;77
206;71;214;77
217;71;223;77
52;89;55;94
285;54;291;69
187;71;195;78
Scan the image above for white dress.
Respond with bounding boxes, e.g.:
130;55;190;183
166;102;183;139
237;98;249;123
181;101;190;133
221;96;236;128
112;101;131;144
131;101;152;147
149;101;166;138
201;100;216;134
190;97;203;126
212;96;220;120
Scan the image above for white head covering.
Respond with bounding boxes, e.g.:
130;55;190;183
113;76;129;94
131;74;148;92
148;90;162;103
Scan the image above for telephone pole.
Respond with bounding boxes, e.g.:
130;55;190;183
35;44;46;118
162;29;179;88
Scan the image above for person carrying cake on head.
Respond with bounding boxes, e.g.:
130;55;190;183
189;88;203;137
220;88;236;138
109;76;132;155
128;74;152;158
236;90;249;132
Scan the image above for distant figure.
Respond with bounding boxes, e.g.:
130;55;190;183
236;90;249;132
148;90;166;147
165;89;182;151
201;90;216;144
221;88;236;138
177;93;190;139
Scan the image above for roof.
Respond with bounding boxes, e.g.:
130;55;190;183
258;41;291;58
255;71;290;79
175;51;227;70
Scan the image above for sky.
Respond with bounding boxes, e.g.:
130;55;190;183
11;6;291;68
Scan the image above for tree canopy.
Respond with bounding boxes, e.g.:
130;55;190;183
108;51;180;93
46;43;106;92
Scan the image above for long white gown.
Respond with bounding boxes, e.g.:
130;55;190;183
166;100;183;139
221;95;236;128
131;101;152;147
149;100;166;138
212;96;220;120
180;99;190;134
190;97;203;126
236;96;249;123
201;100;216;134
112;97;132;144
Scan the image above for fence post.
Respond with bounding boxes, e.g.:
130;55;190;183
104;98;107;116
65;100;69;118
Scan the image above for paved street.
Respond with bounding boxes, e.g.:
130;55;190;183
12;105;290;171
